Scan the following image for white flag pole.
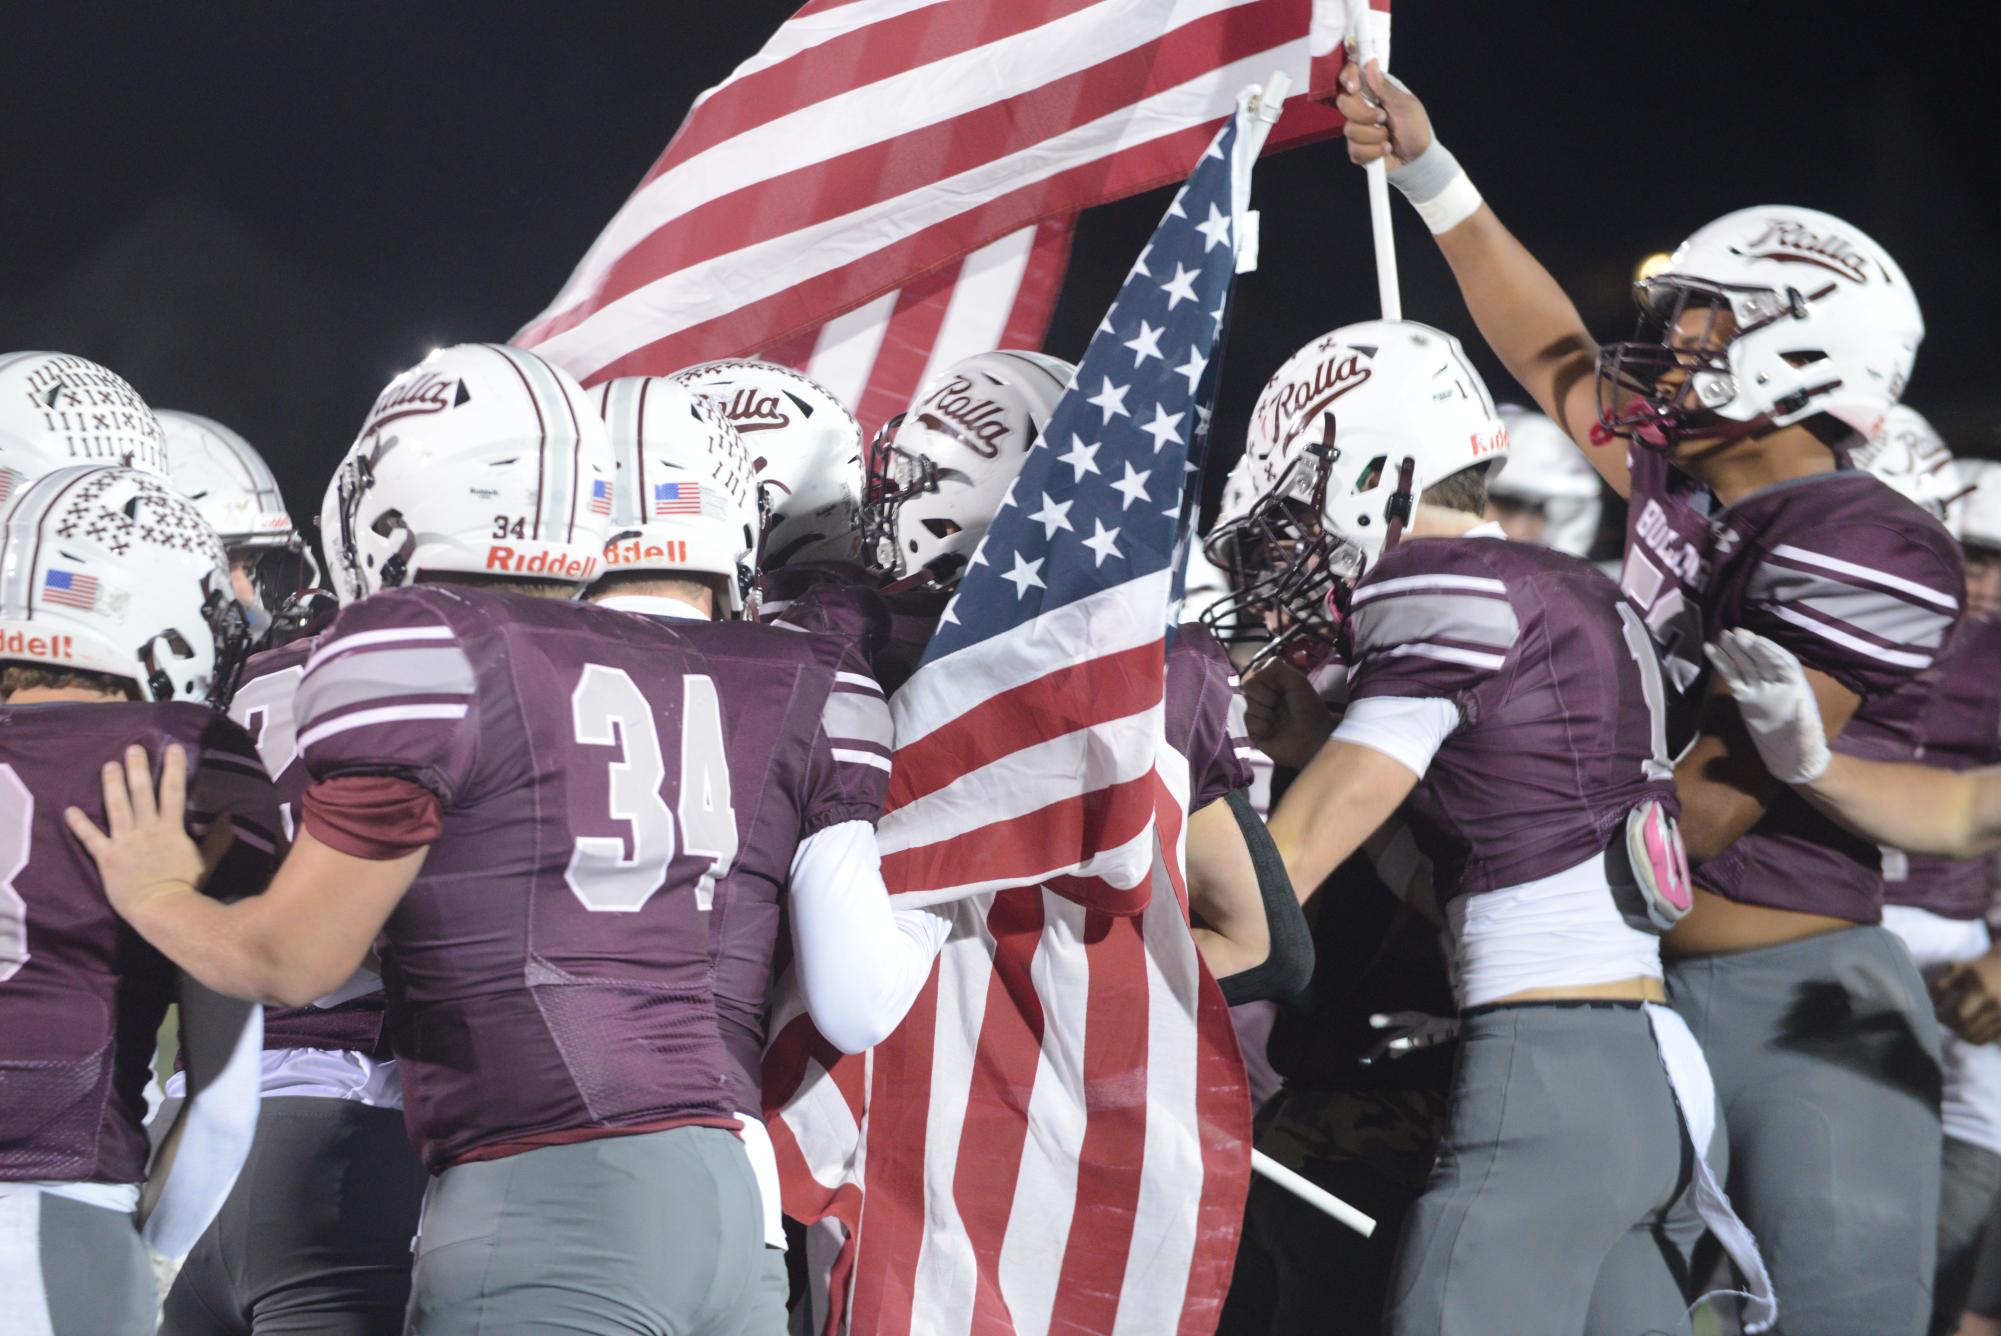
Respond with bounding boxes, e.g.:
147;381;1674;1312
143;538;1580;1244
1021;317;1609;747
1252;1149;1378;1237
1346;0;1401;320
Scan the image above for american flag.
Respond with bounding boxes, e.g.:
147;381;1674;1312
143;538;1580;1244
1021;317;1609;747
767;103;1260;1336
512;0;1361;427
589;478;614;516
653;480;702;517
42;568;99;610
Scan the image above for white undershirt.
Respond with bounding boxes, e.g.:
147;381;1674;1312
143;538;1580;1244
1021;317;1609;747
1332;695;1462;778
1449;858;1665;1009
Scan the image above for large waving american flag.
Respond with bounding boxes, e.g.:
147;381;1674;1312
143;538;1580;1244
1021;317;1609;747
513;0;1363;426
767;98;1263;1335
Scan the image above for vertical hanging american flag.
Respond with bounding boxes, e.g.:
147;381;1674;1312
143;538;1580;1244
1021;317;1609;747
513;0;1367;427
767;100;1263;1335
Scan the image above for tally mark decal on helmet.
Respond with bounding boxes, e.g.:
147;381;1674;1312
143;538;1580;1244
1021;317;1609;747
0;351;170;505
0;465;248;703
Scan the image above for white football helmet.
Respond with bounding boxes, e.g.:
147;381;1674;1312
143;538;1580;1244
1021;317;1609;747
1851;405;1960;521
671;360;862;568
1216;320;1507;662
159;410;321;632
863;350;1075;583
592;376;761;614
0;466;247;702
1598;206;1921;450
326;344;614;600
1954;458;2001;554
1;351;170;505
1484;405;1603;556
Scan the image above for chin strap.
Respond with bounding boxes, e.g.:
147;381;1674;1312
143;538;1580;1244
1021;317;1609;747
1381;455;1418;550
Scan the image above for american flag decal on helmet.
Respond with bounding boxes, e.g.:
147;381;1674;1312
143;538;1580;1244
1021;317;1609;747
653;481;702;517
43;568;99;610
589;479;613;516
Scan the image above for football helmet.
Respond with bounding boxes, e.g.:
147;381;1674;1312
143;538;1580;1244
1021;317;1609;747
1953;458;2001;553
671;360;862;568
1484;405;1602;556
1;351;170;504
326;344;613;601
862;350;1075;583
1598;207;1921;451
159;410;322;636
1209;320;1507;665
0;465;248;703
593;376;761;614
1851;405;1961;521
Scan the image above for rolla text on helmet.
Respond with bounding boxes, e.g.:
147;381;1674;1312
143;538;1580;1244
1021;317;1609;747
1740;219;1875;285
712;389;791;435
1249;352;1373;466
912;375;1017;458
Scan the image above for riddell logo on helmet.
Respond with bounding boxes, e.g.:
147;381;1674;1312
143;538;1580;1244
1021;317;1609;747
915;376;1012;458
604;537;690;566
1741;220;1873;284
0;629;77;661
1255;354;1373;455
715;390;790;433
484;545;599;580
1471;427;1508;456
363;372;458;434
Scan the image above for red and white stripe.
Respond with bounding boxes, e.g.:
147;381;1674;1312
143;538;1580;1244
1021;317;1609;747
515;0;1358;418
765;742;1249;1336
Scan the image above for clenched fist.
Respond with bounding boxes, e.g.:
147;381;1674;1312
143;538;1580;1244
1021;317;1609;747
1243;662;1336;770
1335;59;1433;169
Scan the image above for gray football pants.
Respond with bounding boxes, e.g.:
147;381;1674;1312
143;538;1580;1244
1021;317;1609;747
0;1187;154;1335
1667;925;1943;1336
160;1097;427;1336
1933;1135;2001;1335
405;1125;766;1336
1381;1002;1695;1336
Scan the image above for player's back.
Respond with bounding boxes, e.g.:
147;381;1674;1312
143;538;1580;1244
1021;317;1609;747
0;701;275;1183
1345;535;1677;900
297;585;880;1169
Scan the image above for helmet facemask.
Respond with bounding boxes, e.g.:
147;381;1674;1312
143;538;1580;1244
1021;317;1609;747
1597;275;1828;454
861;415;972;585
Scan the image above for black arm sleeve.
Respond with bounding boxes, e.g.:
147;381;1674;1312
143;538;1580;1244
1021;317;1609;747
1215;789;1316;1006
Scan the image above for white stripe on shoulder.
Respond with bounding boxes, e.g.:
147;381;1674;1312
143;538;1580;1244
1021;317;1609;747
1351;573;1508;604
834;671;883;694
829;747;893;772
1376;641;1508;671
304;625;457;675
1769;544;1958;611
1767;604;1934;670
298;703;470;750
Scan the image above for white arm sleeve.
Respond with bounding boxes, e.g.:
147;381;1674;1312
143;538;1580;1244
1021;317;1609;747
143;981;263;1259
789;820;953;1054
1331;696;1462;780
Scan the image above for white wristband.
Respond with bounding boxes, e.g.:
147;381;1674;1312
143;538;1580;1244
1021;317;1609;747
1387;141;1484;235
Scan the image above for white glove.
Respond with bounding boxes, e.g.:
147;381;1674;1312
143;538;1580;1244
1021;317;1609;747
1703;629;1831;784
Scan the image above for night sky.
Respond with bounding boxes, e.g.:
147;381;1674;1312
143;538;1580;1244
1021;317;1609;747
5;1;1995;535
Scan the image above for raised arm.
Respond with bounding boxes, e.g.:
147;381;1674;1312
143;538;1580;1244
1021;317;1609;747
1708;629;2001;857
1336;60;1629;497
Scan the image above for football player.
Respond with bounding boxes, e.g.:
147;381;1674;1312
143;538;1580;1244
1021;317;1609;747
1235;320;1769;1335
156;450;426;1336
1340;64;1962;1332
1;351;172;497
67;342;946;1336
0;465;277;1334
588;373;953;1330
159;411;327;648
1961;458;2001;621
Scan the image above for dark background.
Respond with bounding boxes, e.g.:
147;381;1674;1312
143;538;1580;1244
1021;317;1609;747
4;1;1994;532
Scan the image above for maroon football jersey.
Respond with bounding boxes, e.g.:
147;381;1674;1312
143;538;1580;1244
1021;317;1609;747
1695;473;1965;920
0;702;278;1183
296;586;889;1170
1343;536;1679;901
1619;443;1719;748
1875;615;2001;920
228;639;389;1057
